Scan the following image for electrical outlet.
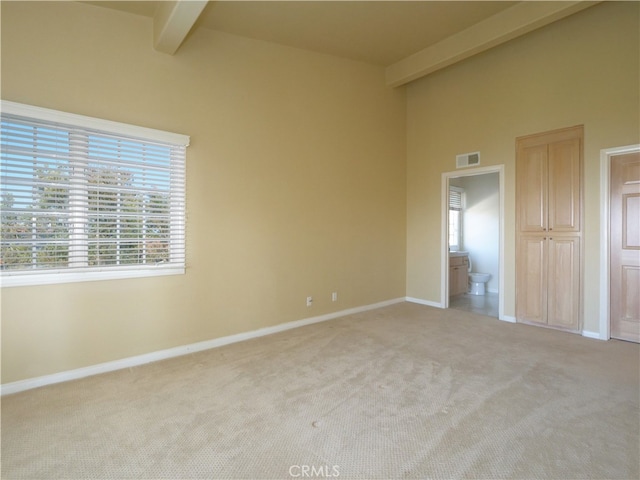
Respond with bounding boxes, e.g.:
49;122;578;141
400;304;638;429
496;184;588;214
331;292;338;302
306;296;313;307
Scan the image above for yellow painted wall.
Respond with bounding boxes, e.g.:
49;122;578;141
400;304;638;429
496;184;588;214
0;2;407;383
406;2;639;332
2;1;639;385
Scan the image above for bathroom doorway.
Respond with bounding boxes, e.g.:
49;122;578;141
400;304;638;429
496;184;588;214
441;165;504;320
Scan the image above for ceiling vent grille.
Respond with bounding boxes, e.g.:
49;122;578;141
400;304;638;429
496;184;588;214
456;151;480;168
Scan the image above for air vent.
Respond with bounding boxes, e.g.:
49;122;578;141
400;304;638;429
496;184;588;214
456;151;480;169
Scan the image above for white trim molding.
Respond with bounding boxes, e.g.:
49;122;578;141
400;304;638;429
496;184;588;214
406;296;515;324
599;144;640;342
1;100;190;146
582;330;604;340
1;298;404;396
406;297;443;308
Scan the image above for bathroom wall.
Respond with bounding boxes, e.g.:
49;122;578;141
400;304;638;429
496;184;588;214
454;173;500;293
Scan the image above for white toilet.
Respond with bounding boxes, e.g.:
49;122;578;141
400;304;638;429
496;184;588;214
468;273;491;295
467;258;491;295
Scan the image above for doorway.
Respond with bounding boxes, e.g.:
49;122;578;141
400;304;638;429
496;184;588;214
601;145;640;342
441;165;505;320
610;151;640;341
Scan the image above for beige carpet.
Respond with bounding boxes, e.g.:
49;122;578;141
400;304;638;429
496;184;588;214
2;302;639;479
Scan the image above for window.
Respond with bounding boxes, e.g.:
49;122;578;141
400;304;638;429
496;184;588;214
0;101;189;286
449;186;464;251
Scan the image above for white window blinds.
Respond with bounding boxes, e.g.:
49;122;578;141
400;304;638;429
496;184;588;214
0;101;188;286
448;187;464;250
449;188;463;211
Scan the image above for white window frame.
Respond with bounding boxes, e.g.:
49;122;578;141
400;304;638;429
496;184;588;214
448;186;464;251
0;101;189;287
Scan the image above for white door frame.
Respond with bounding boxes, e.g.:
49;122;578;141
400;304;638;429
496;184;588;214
441;164;507;321
599;144;640;340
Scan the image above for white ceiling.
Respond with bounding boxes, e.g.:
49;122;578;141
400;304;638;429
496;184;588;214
85;1;517;65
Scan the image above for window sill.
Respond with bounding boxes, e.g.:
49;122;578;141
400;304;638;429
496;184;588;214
0;266;185;288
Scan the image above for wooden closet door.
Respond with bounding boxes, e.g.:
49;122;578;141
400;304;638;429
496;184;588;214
516;125;583;332
547;236;580;331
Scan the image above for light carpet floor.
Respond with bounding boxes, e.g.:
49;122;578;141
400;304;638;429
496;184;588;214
2;302;639;479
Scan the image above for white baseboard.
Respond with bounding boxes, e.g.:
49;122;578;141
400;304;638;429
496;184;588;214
1;297;405;396
405;297;443;308
407;295;514;325
582;330;606;340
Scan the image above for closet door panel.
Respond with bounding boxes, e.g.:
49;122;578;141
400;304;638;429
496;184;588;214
548;138;581;232
517;144;548;232
516;235;547;325
547;237;580;331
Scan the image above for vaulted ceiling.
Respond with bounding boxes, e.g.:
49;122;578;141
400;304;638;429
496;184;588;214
82;1;599;86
